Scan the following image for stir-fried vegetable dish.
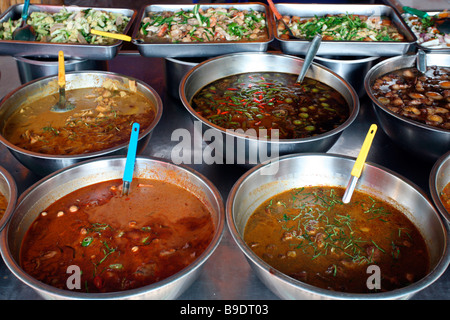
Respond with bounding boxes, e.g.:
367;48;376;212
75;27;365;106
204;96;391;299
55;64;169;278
20;178;214;293
402;12;450;49
371;65;450;130
244;186;429;293
139;5;268;43
0;7;130;43
3;79;157;155
277;13;405;41
191;72;349;139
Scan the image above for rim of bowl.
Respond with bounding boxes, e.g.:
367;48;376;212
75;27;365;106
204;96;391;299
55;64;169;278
364;54;450;136
179;52;360;145
0;165;17;233
0;155;225;299
0;71;163;161
226;152;450;300
14;55;89;65
429;150;450;223
314;55;380;64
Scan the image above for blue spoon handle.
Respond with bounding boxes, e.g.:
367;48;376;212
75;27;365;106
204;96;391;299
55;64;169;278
123;122;140;183
22;0;31;20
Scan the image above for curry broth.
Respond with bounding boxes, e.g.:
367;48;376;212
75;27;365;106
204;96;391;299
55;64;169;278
0;191;7;221
20;179;214;293
3;85;156;155
244;186;429;293
440;182;450;213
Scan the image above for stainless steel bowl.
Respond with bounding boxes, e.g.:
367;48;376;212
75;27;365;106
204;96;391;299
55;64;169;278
180;52;359;165
0;156;224;300
313;55;379;97
430;150;450;223
0;165;17;233
364;53;450;162
226;153;450;300
165;57;204;98
14;55;108;84
0;71;163;176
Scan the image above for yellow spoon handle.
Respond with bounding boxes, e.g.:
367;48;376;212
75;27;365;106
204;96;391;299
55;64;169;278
351;124;377;178
58;50;65;88
91;29;132;42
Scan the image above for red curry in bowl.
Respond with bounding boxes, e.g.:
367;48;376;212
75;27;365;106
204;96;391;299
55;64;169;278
20;178;214;293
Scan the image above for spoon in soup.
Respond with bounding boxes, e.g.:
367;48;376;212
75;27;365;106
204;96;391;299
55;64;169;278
296;33;322;83
51;51;76;113
342;124;377;204
416;49;427;74
122;122;140;196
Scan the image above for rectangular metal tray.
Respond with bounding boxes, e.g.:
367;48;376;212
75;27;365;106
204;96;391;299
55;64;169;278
400;11;450;53
0;4;137;60
132;3;274;58
274;4;417;57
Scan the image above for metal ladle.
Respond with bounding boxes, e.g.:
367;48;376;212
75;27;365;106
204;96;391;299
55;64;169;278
51;51;76;113
297;34;322;83
416;49;427;74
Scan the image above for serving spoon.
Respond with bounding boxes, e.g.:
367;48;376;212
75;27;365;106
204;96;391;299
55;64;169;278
122;122;140;196
90;29;143;44
267;0;296;39
416;49;427;74
12;0;36;41
296;34;322;83
403;6;450;34
342;124;377;204
51;51;76;113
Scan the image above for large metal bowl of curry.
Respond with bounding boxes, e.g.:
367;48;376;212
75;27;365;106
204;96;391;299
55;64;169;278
0;156;224;300
226;153;450;300
0;71;163;176
364;53;450;162
179;52;359;165
0;165;17;233
430;150;450;223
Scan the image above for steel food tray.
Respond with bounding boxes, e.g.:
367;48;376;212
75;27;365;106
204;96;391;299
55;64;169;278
274;4;417;57
400;11;450;53
132;3;274;58
0;4;137;60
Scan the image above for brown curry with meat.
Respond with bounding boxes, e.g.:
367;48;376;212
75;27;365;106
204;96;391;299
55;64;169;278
20;178;214;293
0;191;7;221
2;80;157;155
244;186;429;293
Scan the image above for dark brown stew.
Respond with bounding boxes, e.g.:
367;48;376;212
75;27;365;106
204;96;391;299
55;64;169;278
20;178;214;293
191;72;350;139
371;66;450;130
244;186;429;293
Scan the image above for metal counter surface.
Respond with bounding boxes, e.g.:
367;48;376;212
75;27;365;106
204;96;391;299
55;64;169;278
0;53;449;300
